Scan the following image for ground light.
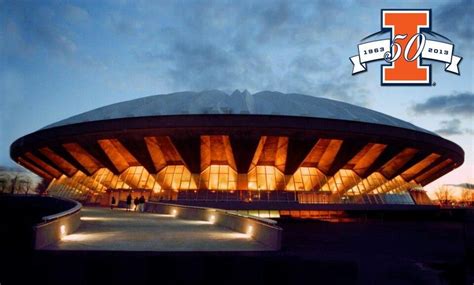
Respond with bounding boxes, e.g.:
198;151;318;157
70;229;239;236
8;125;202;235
209;214;216;224
60;225;66;237
246;225;254;237
171;209;177;217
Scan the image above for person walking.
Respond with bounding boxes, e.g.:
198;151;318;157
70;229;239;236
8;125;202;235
134;196;139;212
139;195;146;212
126;193;132;211
110;196;116;210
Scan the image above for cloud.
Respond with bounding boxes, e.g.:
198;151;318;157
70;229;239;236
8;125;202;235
412;92;474;116
0;1;80;58
257;1;290;42
128;1;369;105
435;119;463;136
434;118;473;136
436;0;473;41
446;183;474;190
106;11;144;36
62;4;90;24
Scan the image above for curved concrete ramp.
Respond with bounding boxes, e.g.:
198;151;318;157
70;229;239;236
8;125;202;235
45;207;269;251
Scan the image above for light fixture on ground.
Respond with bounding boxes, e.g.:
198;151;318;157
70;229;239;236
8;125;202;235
209;214;216;224
246;225;254;237
60;225;66;237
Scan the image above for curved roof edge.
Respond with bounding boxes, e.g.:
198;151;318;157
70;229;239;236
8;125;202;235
43;90;436;136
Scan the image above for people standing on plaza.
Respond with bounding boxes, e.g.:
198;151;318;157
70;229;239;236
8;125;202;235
134;196;139;211
139;195;145;212
126;193;132;211
110;196;116;210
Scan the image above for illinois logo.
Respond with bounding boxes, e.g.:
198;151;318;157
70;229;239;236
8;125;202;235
350;9;462;86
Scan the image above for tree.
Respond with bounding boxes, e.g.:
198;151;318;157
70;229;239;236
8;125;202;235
460;189;474;206
434;185;454;206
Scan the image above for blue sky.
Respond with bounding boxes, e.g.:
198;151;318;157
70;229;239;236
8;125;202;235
1;0;472;194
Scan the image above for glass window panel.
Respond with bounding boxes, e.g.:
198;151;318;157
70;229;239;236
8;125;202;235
266;176;275;190
138;174;147;188
301;167;309;175
174;171;183;187
266;166;274;175
163;173;172;188
218;165;226;174
321;182;330;191
181;170;191;181
295;182;304;191
228;181;236;190
266;173;274;183
201;167;210;180
219;173;228;189
209;172;218;189
248;181;257;190
248;168;256;181
257;174;266;188
145;175;154;189
180;181;190;190
294;171;303;183
302;175;312;191
103;172;113;185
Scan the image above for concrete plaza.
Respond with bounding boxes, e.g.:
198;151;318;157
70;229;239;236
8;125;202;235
45;207;269;251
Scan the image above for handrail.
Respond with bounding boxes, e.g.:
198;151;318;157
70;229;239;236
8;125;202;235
34;197;82;249
158;202;278;226
220;210;279;225
41;198;82;222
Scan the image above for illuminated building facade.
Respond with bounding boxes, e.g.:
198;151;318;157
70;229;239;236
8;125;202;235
10;90;463;213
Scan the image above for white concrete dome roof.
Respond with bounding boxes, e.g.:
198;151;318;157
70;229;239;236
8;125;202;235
44;90;433;135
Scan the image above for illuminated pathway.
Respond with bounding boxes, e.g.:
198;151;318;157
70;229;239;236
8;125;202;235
45;207;268;251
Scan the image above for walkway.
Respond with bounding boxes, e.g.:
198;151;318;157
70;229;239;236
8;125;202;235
45;207;268;251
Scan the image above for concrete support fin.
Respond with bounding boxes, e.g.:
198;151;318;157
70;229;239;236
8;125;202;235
418;161;455;185
17;157;53;180
24;152;62;178
317;139;343;175
229;135;261;173
39;147;78;177
404;155;449;182
144;137;169;172
200;136;211;171
379;148;419;179
170;136;201;173
387;151;435;180
283;137;314;175
49;145;93;176
352;144;387;177
82;140;122;175
302;139;331;167
62;143;102;175
119;137;157;174
275;137;288;173
361;145;405;178
326;140;368;177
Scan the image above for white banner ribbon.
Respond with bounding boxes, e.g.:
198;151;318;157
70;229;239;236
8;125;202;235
350;39;462;75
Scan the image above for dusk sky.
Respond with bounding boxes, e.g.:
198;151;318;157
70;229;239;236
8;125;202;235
1;0;472;196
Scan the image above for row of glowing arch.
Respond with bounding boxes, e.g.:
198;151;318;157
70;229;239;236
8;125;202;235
47;164;420;199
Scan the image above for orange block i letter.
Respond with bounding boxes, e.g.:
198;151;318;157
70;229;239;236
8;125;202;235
382;10;431;85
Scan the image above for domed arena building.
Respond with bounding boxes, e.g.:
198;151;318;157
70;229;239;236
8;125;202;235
10;90;464;217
